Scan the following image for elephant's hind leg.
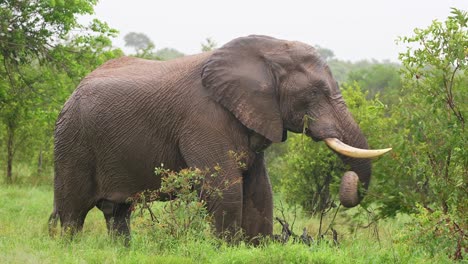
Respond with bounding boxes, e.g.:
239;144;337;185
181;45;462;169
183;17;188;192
59;204;93;237
54;140;97;238
96;200;132;243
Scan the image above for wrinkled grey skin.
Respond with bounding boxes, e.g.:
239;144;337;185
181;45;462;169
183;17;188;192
49;35;371;242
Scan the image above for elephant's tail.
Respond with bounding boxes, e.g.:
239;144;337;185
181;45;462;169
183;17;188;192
48;205;59;237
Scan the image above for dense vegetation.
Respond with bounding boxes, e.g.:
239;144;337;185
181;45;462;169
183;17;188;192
0;1;466;262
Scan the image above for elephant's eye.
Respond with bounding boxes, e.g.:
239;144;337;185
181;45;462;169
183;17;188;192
310;87;319;96
311;80;327;94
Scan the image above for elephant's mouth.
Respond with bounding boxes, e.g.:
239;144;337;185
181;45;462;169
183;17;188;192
304;127;338;143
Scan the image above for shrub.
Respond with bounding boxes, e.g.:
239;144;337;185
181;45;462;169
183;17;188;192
401;205;466;260
128;159;242;242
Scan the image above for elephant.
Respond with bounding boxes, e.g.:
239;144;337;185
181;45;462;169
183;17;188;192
48;35;390;242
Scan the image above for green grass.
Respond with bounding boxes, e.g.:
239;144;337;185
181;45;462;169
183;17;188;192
0;185;454;264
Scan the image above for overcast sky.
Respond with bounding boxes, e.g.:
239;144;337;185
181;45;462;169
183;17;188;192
88;0;467;62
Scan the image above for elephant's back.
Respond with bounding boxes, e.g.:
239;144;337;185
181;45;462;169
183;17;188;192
69;54;210;110
71;54;210;125
85;54;211;83
87;56;162;80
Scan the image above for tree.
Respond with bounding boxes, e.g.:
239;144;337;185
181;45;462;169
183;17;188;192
388;9;467;259
0;0;103;65
315;46;335;61
327;59;374;83
201;38;217;52
154;48;185;61
347;63;401;104
396;8;466;214
124;32;155;56
0;0;120;183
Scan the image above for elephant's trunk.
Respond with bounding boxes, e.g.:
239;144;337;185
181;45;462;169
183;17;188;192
338;155;372;207
334;121;373;208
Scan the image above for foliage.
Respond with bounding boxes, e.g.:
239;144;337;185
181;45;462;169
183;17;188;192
155;47;185;60
123;32;185;61
315;46;335;61
0;0;121;183
327;59;375;83
201;37;217;52
373;8;468;217
347;63;401;104
322;57;399;90
401;205;467;261
274;134;342;215
0;0;101;65
128;166;232;240
124;32;155;55
385;8;467;260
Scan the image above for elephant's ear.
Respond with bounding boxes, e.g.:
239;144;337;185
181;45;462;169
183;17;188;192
201;36;285;143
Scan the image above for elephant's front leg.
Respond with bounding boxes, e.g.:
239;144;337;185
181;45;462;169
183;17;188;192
205;177;243;238
179;135;244;239
242;152;273;243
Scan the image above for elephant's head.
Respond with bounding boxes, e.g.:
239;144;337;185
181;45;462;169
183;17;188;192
201;35;391;207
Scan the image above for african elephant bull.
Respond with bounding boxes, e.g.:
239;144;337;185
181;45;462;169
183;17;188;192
49;35;390;241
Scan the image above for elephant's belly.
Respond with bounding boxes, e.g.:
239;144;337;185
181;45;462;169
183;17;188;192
94;142;186;203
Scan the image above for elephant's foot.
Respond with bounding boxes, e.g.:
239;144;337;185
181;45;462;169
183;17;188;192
96;199;132;245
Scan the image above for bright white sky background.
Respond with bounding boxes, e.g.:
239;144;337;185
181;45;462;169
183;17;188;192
88;0;468;62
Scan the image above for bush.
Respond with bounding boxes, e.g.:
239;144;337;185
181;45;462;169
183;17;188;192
276;134;342;215
128;164;238;242
401;205;466;260
390;9;467;260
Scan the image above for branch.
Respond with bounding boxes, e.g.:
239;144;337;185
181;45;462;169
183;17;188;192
445;63;465;127
324;203;341;235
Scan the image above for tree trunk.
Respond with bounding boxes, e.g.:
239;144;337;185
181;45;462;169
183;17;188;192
6;124;14;184
37;146;43;176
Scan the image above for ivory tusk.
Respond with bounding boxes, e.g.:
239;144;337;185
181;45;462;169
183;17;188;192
324;138;392;158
